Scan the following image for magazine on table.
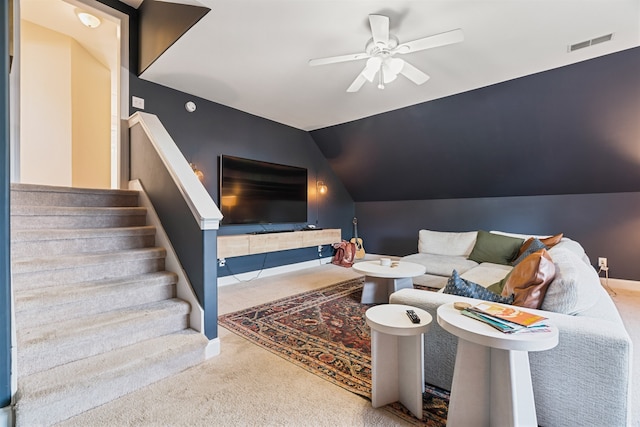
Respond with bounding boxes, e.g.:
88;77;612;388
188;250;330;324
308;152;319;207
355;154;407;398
462;301;550;334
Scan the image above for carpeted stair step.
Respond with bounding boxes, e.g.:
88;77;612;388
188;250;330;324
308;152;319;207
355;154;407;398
17;298;191;377
11;225;157;258
12;247;166;290
10;183;139;207
14;272;178;329
15;329;207;427
10;205;148;230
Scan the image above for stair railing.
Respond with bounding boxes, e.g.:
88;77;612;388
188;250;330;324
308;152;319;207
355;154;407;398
128;112;222;353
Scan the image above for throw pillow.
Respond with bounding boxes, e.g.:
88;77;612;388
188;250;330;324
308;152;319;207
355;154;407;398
541;247;601;315
512;238;547;266
443;270;514;304
468;230;524;265
516;233;563;258
487;272;510;294
501;249;556;309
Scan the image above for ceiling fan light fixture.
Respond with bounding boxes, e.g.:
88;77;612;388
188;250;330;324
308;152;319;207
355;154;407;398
75;9;101;28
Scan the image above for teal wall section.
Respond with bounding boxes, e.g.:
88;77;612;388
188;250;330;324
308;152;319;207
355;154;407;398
1;0;12;409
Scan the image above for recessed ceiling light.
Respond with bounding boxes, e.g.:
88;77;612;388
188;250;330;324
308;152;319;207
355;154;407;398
75;9;101;29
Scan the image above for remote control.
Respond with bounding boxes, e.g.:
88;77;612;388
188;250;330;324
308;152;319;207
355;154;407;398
406;309;421;324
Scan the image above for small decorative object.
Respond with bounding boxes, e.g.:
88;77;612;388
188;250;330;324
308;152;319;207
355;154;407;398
380;258;391;266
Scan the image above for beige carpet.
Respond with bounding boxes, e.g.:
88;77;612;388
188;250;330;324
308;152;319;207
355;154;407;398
59;264;640;426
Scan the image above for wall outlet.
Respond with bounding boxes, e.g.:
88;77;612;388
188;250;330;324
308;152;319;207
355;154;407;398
218;258;226;267
598;257;608;268
317;245;323;257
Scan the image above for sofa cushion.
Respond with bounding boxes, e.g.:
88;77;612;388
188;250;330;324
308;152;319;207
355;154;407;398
542;247;601;314
401;253;478;277
468;230;524;265
501;249;556;309
443;270;514;304
418;230;477;257
516;233;563;258
512;238;547;266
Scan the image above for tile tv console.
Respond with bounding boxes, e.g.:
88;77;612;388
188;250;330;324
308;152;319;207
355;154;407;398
217;229;342;259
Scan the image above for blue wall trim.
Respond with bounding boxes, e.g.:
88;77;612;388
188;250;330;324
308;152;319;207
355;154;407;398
1;0;11;408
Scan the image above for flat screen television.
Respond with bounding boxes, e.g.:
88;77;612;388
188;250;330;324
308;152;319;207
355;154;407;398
219;155;308;225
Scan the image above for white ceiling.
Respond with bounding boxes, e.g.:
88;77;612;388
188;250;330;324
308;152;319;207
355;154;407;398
21;0;119;70
140;0;640;131
21;0;640;131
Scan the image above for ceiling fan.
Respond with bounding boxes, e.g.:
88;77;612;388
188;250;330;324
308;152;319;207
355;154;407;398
309;14;464;92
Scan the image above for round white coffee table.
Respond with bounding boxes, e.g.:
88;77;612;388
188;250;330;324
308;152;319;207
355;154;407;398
437;302;558;427
353;260;426;304
365;304;432;419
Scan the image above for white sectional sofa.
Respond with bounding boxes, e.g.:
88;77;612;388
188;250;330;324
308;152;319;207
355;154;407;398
392;229;633;427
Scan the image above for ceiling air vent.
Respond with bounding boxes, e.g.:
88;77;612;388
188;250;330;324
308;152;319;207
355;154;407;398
569;33;614;52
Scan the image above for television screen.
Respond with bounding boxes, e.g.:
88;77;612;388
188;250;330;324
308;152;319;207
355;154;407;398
219;155;308;225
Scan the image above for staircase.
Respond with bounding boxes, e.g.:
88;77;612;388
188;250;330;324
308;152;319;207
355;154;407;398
10;183;208;426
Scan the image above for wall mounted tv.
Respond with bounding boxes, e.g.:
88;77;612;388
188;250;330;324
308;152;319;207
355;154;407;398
219;155;308;225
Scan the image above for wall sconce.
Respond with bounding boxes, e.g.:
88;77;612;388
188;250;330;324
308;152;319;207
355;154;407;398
190;163;204;181
75;9;102;28
317;180;328;195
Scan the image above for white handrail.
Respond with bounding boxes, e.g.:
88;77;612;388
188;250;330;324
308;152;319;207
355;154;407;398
128;111;222;230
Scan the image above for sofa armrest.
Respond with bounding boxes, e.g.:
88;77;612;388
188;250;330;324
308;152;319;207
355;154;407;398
388;288;633;427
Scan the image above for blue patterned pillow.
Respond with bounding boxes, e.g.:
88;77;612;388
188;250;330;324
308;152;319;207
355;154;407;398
443;270;515;304
512;238;547;266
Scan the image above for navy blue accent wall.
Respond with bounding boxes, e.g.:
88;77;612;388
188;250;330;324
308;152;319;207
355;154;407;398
356;192;640;280
311;47;640;280
130;125;218;338
128;77;355;276
311;47;640;201
1;0;11;409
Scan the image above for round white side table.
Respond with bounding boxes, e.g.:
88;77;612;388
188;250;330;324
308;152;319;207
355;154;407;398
353;261;427;304
437;302;558;427
365;304;432;419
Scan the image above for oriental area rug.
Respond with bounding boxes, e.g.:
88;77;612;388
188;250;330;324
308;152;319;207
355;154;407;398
218;277;449;426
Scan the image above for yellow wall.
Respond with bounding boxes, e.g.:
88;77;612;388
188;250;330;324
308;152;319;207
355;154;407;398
20;21;72;186
71;39;110;188
20;21;110;188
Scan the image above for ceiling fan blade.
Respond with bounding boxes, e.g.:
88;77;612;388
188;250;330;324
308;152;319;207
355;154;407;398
346;74;368;93
399;60;430;85
347;58;382;92
309;52;370;67
369;14;389;46
395;28;464;54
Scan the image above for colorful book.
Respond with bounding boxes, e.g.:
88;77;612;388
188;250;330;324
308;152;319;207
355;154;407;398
470;302;547;327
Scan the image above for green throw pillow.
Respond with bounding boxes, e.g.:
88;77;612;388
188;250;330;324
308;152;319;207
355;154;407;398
487;272;510;294
468;230;524;265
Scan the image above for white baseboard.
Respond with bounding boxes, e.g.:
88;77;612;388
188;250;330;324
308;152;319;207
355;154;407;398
205;338;221;359
217;257;333;286
0;405;13;427
603;278;640;292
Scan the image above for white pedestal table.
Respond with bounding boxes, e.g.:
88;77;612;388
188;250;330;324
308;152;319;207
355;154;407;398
365;304;432;419
437;302;559;427
353;261;426;304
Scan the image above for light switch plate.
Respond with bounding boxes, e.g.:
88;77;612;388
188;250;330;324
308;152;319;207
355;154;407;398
132;96;145;109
